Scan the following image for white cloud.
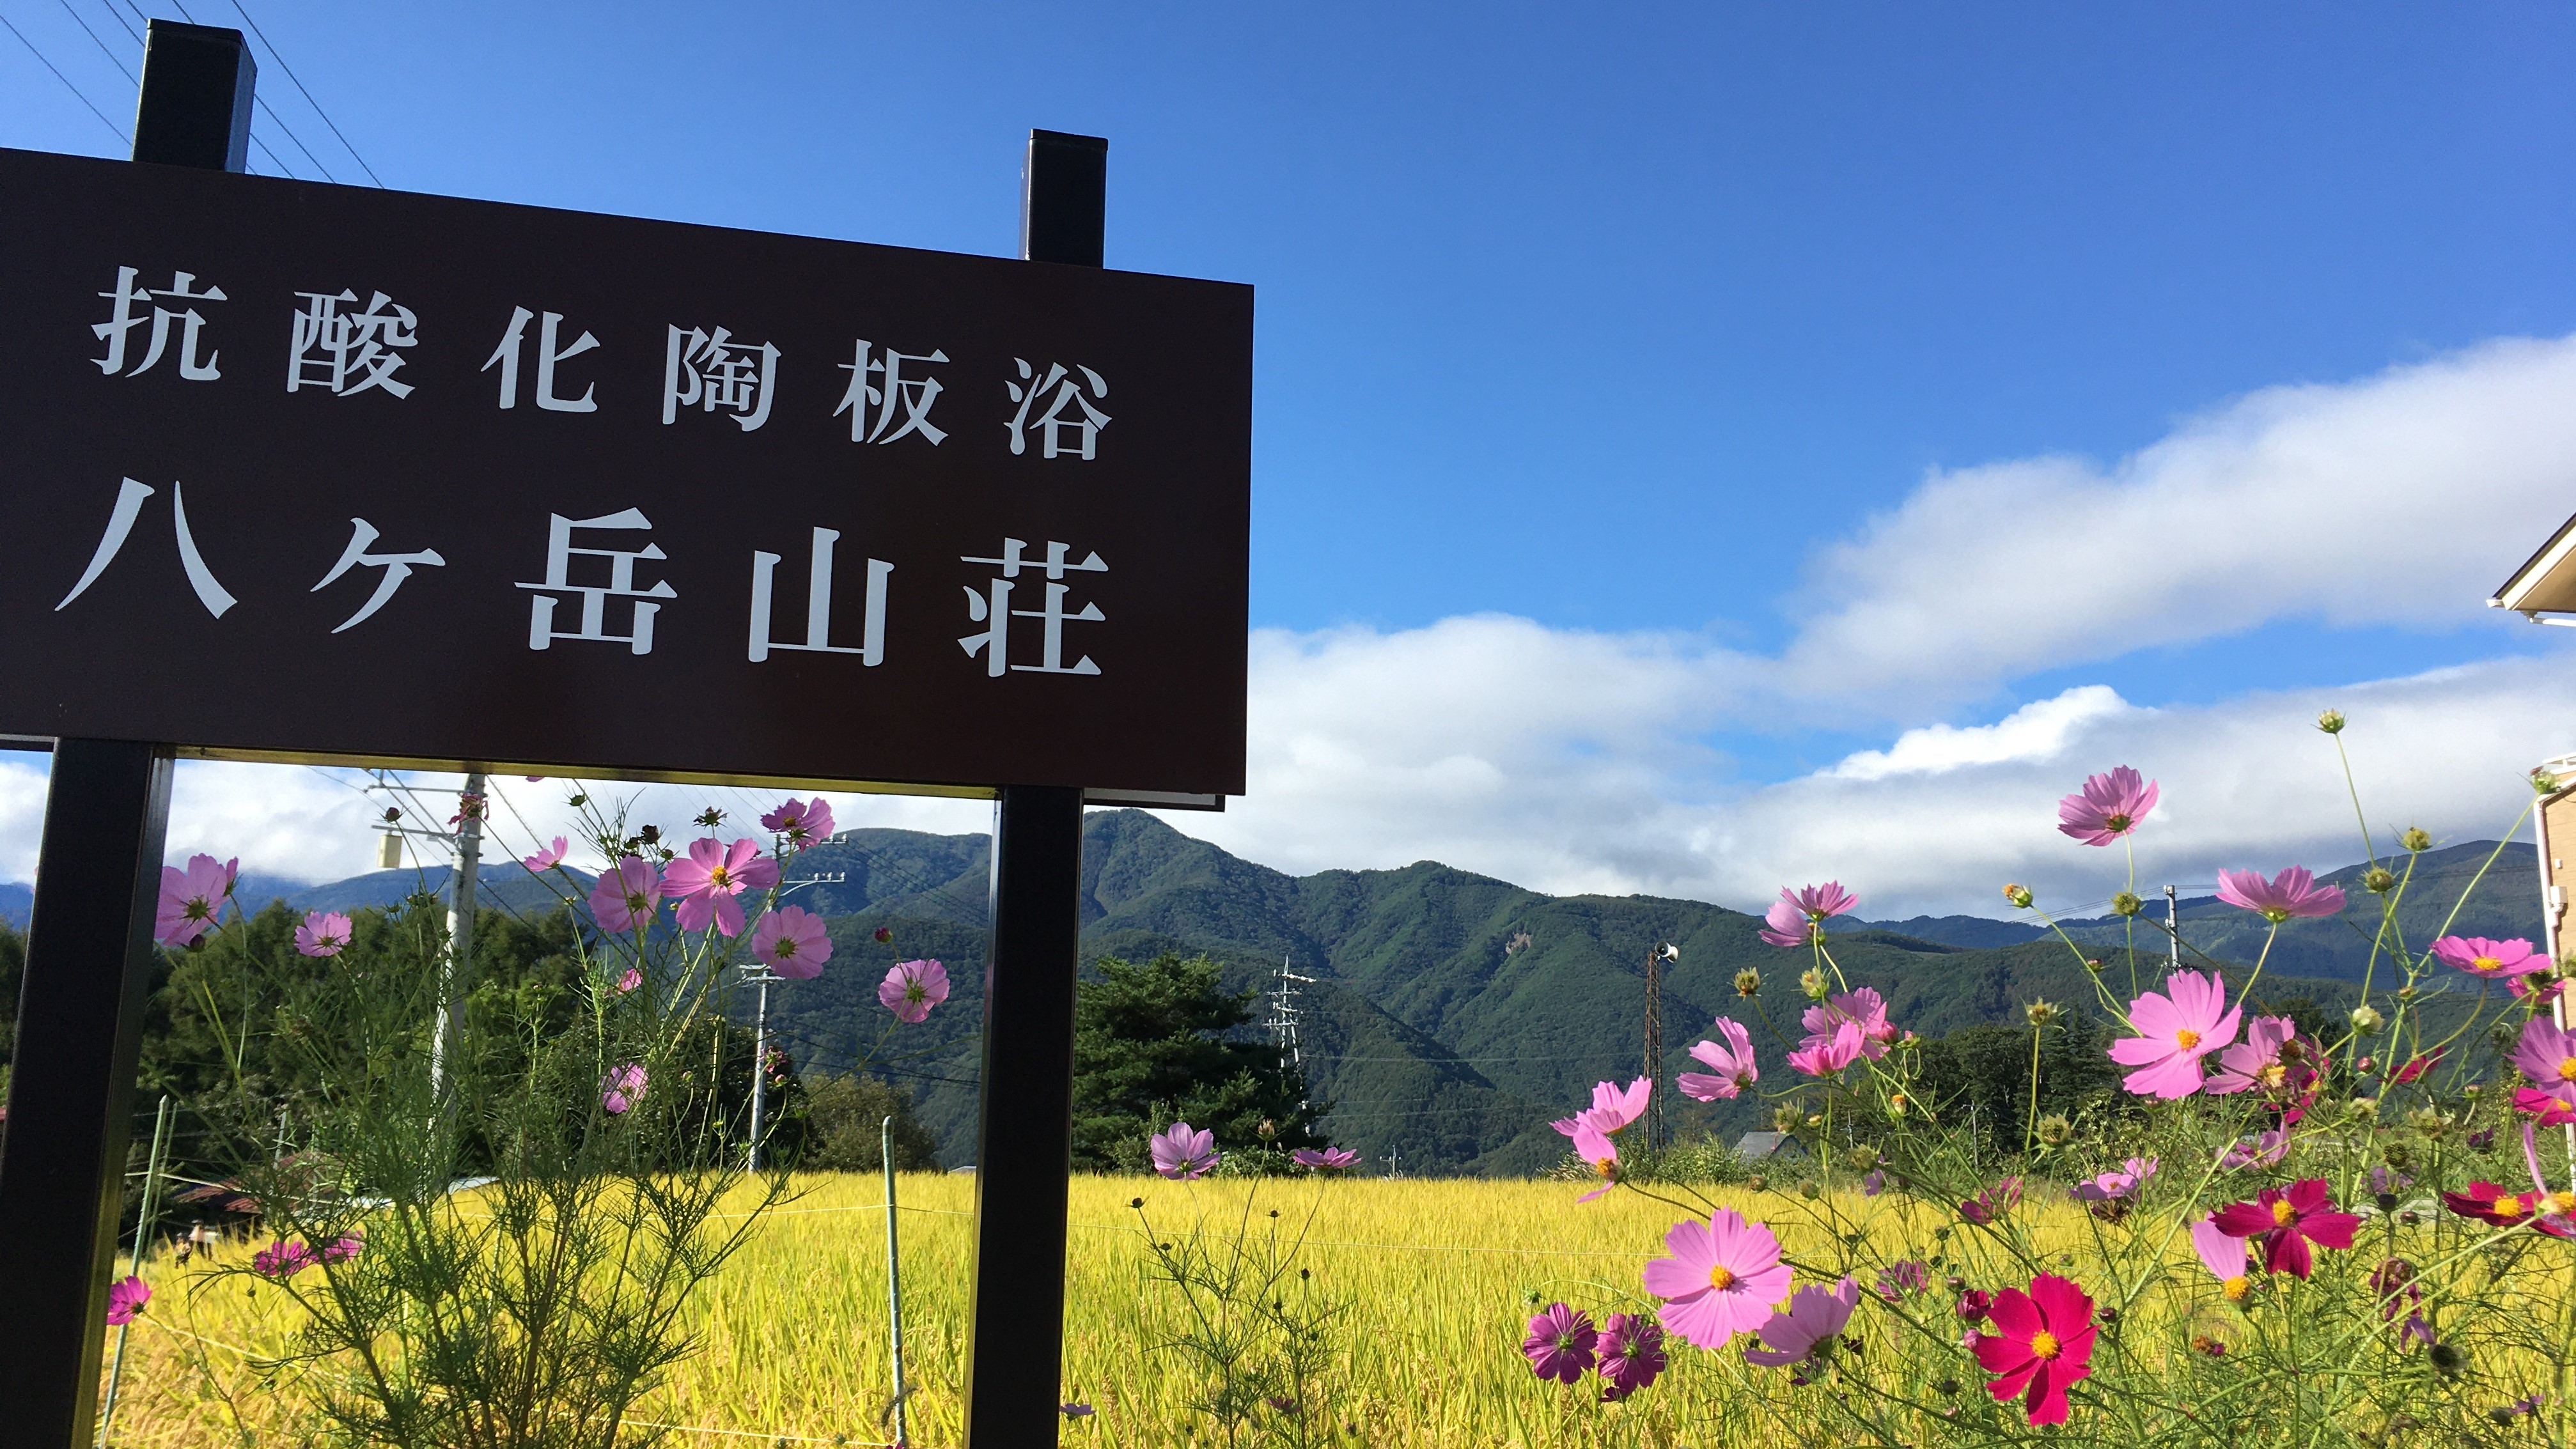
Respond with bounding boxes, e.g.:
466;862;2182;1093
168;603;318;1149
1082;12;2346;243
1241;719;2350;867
1782;335;2576;703
1825;686;2132;781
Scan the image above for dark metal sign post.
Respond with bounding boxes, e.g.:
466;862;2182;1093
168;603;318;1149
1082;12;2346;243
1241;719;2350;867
0;26;1247;1447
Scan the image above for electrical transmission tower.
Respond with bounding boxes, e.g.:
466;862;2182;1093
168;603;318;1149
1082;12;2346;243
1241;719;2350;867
1262;956;1318;1111
1643;941;1679;1154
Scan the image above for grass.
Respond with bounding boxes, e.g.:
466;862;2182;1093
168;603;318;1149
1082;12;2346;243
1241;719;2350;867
100;1172;2566;1448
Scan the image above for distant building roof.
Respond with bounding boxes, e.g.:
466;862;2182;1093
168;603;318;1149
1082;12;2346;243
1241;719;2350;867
2492;509;2576;618
1733;1131;1802;1161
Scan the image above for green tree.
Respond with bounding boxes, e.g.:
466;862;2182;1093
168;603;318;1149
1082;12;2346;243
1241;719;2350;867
799;1074;941;1171
1071;953;1320;1171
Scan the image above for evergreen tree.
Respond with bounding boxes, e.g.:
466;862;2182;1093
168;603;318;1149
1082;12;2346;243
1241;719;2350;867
1070;953;1319;1171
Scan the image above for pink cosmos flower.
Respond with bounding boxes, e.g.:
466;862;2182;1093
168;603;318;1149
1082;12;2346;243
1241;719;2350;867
253;1239;316;1279
155;854;238;946
2431;935;2543;978
2512;1016;2576;1099
662;837;779;936
614;967;642;995
524;837;568;872
1973;1275;2097;1426
1757;881;1858;948
2508;972;2567;1010
1290;1146;1360;1171
2072;1157;2157;1204
1596;1312;1666;1400
1568;1120;1621;1203
2215;866;2345;924
322;1235;363;1264
1677;1018;1758;1101
2205;1015;2316;1097
1585;1076;1652;1133
2107;970;2241;1099
2057;766;2158;846
2211;1178;2361;1279
878;959;951;1023
2218;1109;2300;1170
1642;1208;1794;1349
1786;1021;1864;1078
1150;1121;1217;1180
602;1062;646;1115
294;910;353;958
760;796;836;850
2191;1216;2257;1301
1960;1177;2022;1225
750;905;832;980
1522;1301;1596;1384
589;856;663;934
1874;1260;1929;1299
1802;987;1896;1060
105;1274;150;1325
1744;1276;1859;1370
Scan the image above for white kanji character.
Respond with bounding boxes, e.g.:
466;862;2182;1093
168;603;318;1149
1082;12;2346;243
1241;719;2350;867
311;519;446;633
959;538;1107;676
1004;359;1111;460
513;509;676;655
54;476;237;619
91;266;227;380
482;306;602;412
287;289;418;398
833;340;950;446
662;325;779;431
747;527;891;664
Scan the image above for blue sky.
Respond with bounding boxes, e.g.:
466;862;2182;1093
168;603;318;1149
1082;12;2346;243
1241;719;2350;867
8;3;2576;912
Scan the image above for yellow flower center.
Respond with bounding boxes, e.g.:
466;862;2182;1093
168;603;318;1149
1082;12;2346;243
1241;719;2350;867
2175;1028;2202;1050
2474;956;2501;971
1708;1264;1737;1292
2029;1329;2062;1360
2495;1194;2527;1220
2554;1191;2576;1214
2556;1056;2576;1083
2258;1064;2288;1088
775;938;797;957
2222;1276;2250;1302
1592;1156;1616;1180
710;865;733;889
2105;813;2132;833
2270;1198;2298;1228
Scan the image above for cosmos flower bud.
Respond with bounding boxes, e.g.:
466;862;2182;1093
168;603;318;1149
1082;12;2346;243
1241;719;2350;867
2111;891;2143;917
2002;883;2034;909
2533;770;2562;797
2406;1108;2447;1139
1800;968;1831;1000
2350;1004;2385;1035
2034;1114;2073;1147
1745;1173;1767;1191
1799;1180;1820;1200
1735;968;1761;998
1258;1118;1277;1140
2364;867;2396;894
2400;827;2432;851
2380;1141;2412;1171
2025;999;2061;1026
2346;1096;2380;1122
1888;1092;1909;1117
2316;709;2346;734
1773;1106;1803;1134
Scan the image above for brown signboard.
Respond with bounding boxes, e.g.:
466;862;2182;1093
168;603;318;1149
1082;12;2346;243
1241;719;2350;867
0;146;1251;798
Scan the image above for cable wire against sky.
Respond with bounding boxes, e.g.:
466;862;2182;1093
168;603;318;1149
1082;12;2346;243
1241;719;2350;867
228;0;382;185
1;8;129;144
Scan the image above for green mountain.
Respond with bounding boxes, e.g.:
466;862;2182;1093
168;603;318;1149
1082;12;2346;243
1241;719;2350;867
751;811;2496;1172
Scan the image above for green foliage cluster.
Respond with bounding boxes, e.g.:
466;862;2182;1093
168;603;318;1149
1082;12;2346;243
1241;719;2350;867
1071;952;1320;1172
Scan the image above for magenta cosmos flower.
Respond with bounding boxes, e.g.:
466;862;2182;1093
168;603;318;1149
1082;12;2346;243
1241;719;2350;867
105;1273;150;1325
1787;1021;1866;1078
2430;935;2544;978
253;1239;316;1279
1595;1312;1666;1400
294;910;353;958
1582;1076;1652;1133
760;796;836;850
1744;1276;1859;1370
2511;1015;2576;1098
2107;970;2241;1099
2204;1014;2316;1097
602;1062;646;1115
2215;866;2345;924
2191;1217;2256;1301
2211;1178;2361;1279
1150;1121;1217;1179
1972;1274;2097;1427
524;836;568;871
1522;1301;1596;1384
589;856;663;934
2057;766;2158;846
614;966;643;995
155;853;238;946
1802;987;1896;1060
2072;1157;2157;1204
1677;1017;1758;1101
662;837;779;937
1758;881;1858;948
1290;1146;1359;1171
879;958;951;1023
1960;1177;2022;1225
750;905;831;980
1642;1207;1793;1348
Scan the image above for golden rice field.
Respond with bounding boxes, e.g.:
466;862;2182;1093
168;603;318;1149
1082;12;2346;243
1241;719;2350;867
95;1173;2560;1448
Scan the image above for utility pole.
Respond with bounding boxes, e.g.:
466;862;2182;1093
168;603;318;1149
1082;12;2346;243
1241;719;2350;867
430;770;487;1103
1643;942;1678;1154
744;961;781;1171
2165;885;2179;969
1263;956;1318;1112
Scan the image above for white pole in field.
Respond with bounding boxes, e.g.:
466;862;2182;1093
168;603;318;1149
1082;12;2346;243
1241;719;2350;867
745;968;777;1171
2164;885;2178;969
430;770;487;1104
98;1094;173;1441
884;1115;909;1447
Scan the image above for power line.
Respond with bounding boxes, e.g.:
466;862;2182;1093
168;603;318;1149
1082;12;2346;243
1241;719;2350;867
228;0;382;185
92;0;137;46
1;8;130;144
56;0;130;82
